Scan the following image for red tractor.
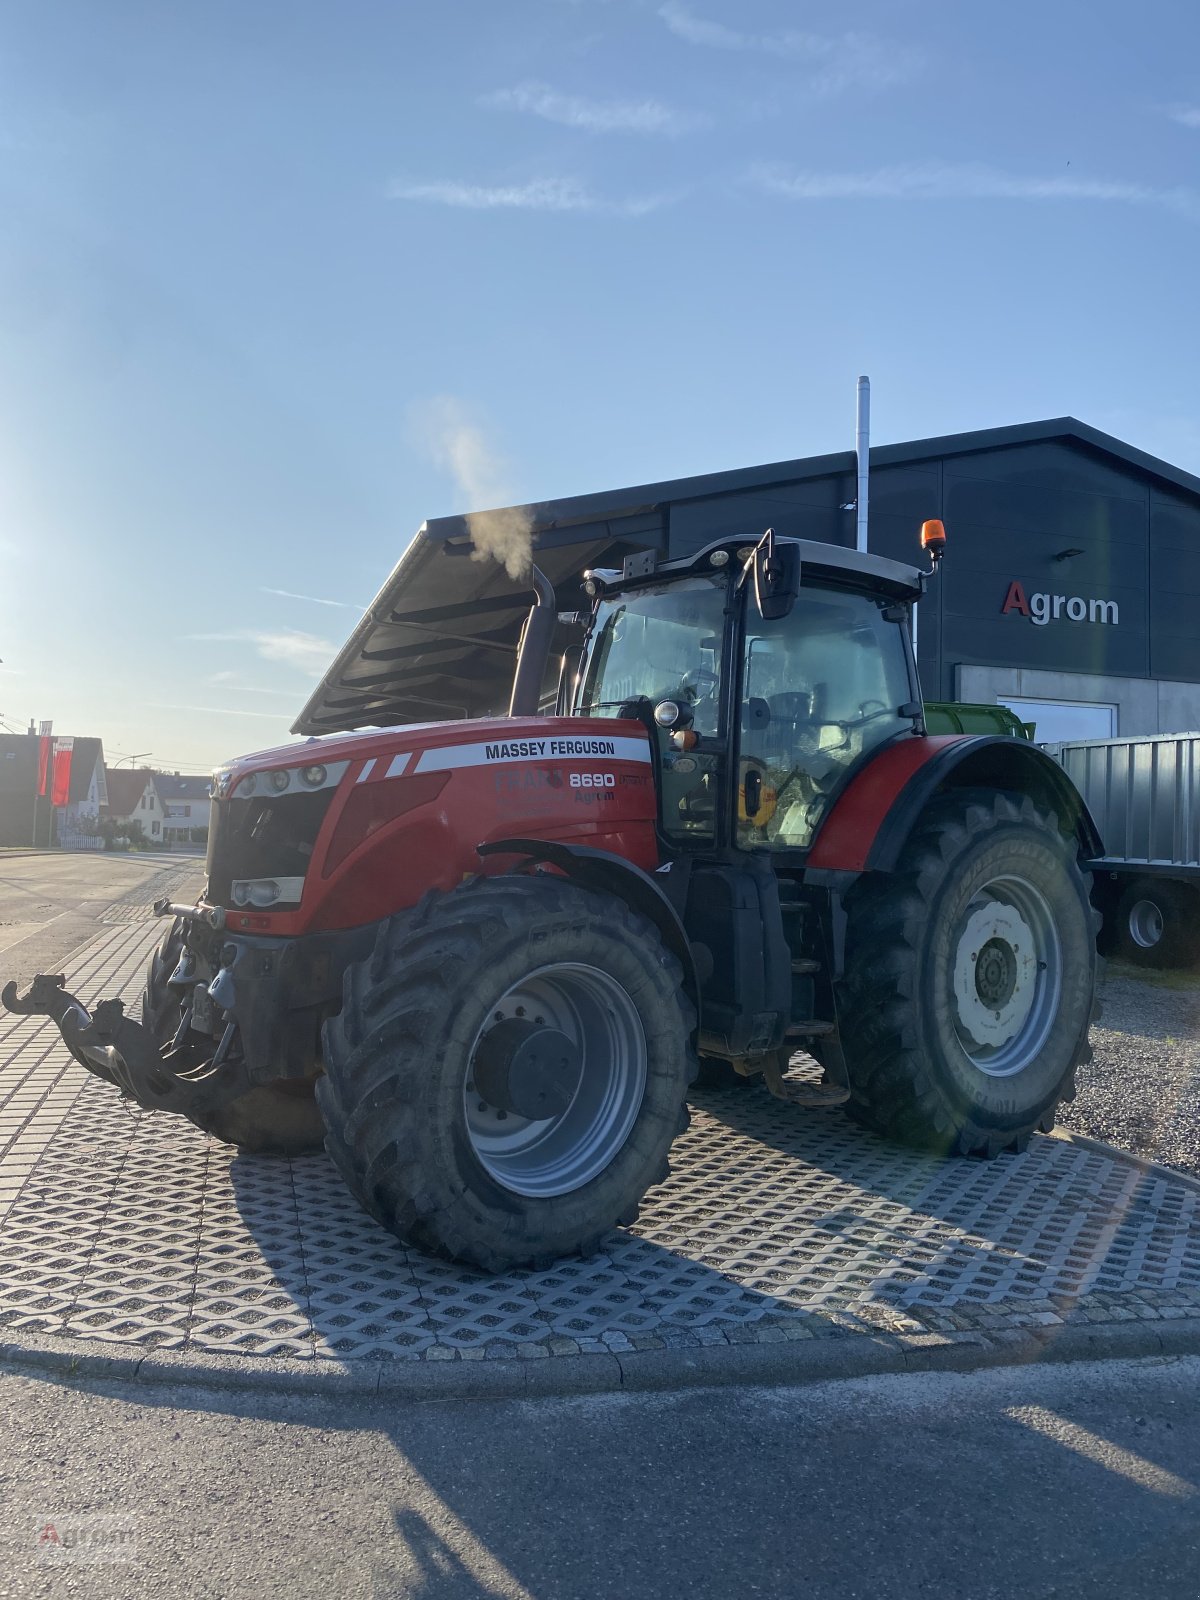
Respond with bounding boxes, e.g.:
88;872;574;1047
5;528;1101;1270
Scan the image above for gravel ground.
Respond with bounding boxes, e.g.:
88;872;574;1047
1058;962;1200;1179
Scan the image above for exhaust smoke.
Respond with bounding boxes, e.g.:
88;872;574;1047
416;396;534;580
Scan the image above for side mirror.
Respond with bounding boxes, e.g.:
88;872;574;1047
754;532;800;621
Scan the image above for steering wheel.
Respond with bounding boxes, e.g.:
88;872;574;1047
677;667;720;705
838;699;897;731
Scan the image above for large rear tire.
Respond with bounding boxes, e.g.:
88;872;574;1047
318;876;696;1271
141;921;326;1156
840;791;1098;1156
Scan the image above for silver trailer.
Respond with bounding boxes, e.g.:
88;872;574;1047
1050;732;1200;967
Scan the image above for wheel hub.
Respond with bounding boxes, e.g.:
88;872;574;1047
1128;898;1164;949
463;963;649;1199
952;902;1037;1054
974;937;1018;1008
472;1018;582;1121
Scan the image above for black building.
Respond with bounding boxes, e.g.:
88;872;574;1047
297;417;1200;744
0;734;107;848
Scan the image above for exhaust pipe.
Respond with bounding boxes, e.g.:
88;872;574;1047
508;565;557;718
855;375;870;554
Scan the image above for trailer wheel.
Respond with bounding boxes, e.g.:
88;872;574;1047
318;876;696;1271
840;791;1098;1156
1112;878;1200;969
140;921;326;1156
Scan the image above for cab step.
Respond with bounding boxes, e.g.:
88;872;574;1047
784;1019;836;1038
790;958;821;975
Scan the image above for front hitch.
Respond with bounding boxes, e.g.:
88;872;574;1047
1;972;248;1117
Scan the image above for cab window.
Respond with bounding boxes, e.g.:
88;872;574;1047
737;584;913;851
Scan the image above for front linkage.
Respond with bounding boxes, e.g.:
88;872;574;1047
2;897;252;1120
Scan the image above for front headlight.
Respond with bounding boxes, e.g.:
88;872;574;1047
226;761;348;798
230;876;306;909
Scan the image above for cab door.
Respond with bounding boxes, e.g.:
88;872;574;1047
736;582;918;853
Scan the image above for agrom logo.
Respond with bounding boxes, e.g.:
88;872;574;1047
1001;580;1119;628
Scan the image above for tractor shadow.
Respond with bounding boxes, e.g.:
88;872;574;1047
220;1063;1159;1363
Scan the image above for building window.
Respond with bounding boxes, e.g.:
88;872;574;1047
152;821;160;836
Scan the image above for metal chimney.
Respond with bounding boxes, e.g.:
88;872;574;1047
855;375;870;553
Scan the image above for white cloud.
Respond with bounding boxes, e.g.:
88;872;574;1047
205;671;303;697
189;630;337;676
750;161;1200;218
657;3;919;93
151;702;294;721
388;175;666;216
481;81;703;136
1165;104;1200;128
658;2;746;50
261;587;365;610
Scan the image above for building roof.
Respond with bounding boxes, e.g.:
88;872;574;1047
155;774;212;802
293;417;1200;737
62;738;105;805
103;767;156;817
0;734;105;805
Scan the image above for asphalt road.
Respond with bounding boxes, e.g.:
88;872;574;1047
0;1356;1197;1599
0;854;199;991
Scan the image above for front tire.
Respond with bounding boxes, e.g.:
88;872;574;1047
318;876;696;1271
840;791;1098;1156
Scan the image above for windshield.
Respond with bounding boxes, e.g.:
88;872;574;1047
577;574;727;732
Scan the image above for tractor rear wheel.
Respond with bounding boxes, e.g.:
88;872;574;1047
141;921;326;1156
317;876;696;1271
840;791;1098;1156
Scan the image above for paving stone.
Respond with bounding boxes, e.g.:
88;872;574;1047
2;914;1199;1367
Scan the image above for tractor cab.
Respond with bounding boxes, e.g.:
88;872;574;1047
573;535;926;856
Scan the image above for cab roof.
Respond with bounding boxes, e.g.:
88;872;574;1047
598;536;925;601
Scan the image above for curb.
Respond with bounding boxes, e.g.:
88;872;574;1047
1048;1127;1200;1195
3;1317;1200;1405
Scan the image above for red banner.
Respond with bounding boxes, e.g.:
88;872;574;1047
50;738;74;809
37;736;51;797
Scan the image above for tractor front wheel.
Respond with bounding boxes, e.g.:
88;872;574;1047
840;791;1098;1156
317;876;696;1271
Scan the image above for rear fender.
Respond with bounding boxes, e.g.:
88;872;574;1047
808;734;1103;874
476;838;699;1012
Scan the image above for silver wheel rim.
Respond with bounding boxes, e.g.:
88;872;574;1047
950;873;1063;1078
1128;898;1163;949
464;963;648;1198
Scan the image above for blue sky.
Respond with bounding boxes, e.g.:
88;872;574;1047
1;0;1198;770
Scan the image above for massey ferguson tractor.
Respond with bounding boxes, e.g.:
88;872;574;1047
4;526;1101;1270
